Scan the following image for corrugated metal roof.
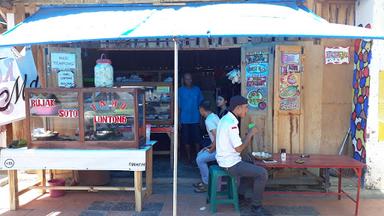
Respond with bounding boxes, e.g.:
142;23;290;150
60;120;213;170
0;1;382;47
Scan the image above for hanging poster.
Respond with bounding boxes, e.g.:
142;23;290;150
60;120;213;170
324;47;350;64
0;47;39;125
57;70;75;88
245;52;269;111
51;53;76;71
279;52;301;111
51;52;77;88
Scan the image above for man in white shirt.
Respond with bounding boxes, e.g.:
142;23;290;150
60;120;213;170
193;100;220;193
216;95;268;215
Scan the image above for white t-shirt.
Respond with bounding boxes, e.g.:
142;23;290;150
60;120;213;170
215;112;242;168
205;113;220;142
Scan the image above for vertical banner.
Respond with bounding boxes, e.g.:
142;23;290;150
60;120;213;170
0;47;39;125
245;52;269;111
279;52;302;111
351;35;372;163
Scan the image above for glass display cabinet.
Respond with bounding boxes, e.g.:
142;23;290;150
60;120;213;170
121;83;173;126
25;88;145;149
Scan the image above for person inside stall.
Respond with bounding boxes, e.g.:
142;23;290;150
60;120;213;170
193;100;220;193
216;95;268;215
179;73;204;164
216;94;229;119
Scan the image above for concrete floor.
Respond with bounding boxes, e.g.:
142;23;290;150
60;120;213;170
1;157;384;216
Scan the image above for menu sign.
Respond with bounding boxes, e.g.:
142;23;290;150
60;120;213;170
245;52;269;111
51;52;77;88
279;53;301;111
57;70;75;88
325;47;350;64
51;53;76;70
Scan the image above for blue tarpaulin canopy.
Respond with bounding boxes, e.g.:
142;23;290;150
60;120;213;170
0;1;383;47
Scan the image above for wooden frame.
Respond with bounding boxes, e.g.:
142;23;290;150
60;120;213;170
45;47;83;88
25;87;145;149
273;45;305;154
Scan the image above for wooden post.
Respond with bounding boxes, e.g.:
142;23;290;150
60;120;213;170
8;170;19;210
5;124;13;146
39;170;46;194
169;131;174;168
14;3;25;25
134;171;143;212
145;148;153;197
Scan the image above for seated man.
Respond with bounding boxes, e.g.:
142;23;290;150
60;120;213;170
193;100;220;193
216;95;268;215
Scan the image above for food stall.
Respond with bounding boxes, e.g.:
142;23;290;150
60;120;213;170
0;1;383;215
1;52;156;212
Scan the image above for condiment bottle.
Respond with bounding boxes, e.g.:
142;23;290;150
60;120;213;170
146;124;151;144
280;148;287;162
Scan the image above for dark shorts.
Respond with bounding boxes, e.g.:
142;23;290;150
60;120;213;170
181;123;201;146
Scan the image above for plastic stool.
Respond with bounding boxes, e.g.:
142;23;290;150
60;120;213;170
207;165;239;213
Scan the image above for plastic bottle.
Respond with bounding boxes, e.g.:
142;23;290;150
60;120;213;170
280;148;287;162
146;124;151;144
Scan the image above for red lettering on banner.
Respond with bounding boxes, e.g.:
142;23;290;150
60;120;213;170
58;109;79;118
112;100;118;108
93;115;127;124
120;102;127;110
30;99;55;107
99;100;106;107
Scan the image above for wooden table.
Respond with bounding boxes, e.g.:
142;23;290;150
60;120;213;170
255;154;366;216
0;141;156;212
151;127;174;168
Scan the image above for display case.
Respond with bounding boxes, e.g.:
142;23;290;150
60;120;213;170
25;88;145;149
121;83;173;126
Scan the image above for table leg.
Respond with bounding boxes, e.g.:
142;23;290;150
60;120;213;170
338;168;342;200
169;132;174;169
39;170;46;194
134;171;143;212
355;168;362;216
8;170;19;210
145;148;153;197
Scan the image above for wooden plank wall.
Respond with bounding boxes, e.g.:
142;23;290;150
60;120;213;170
306;0;356;25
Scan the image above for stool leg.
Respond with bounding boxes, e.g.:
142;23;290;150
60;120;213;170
210;174;218;214
228;177;233;198
230;177;240;213
207;169;212;204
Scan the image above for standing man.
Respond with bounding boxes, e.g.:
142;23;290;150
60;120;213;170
194;100;220;193
216;95;268;215
179;73;204;164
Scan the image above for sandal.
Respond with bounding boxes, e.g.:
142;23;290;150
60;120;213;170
193;182;204;188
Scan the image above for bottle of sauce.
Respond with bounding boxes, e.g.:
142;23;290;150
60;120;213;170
280;148;287;162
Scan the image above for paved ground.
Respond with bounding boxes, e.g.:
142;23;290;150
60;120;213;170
1;171;384;216
1;157;384;216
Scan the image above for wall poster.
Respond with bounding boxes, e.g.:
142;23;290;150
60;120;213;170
279;53;301;111
324;47;350;65
51;52;76;88
245;52;269;111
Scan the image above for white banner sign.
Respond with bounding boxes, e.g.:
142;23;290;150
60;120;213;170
0;47;39;126
51;52;76;70
324;47;350;64
0;148;147;171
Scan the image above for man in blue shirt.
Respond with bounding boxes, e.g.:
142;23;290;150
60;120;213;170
179;73;204;163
